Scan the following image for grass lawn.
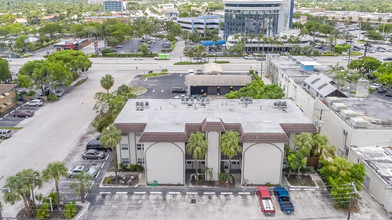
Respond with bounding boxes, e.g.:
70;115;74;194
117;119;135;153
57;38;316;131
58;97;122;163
214;61;230;64
141;72;169;78
130;86;147;95
0;127;23;130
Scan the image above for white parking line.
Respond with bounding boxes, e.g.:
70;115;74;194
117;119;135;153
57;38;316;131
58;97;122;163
144;79;147;81
303;188;316;191
289;189;302;191
238;192;250;195
96;171;101;177
116;192;127;195
168;192;181;195
101;162;105;169
16;107;20;110
161;90;164;92
99;192;111;195
105;155;109;160
4;114;9;117
90;181;95;189
186;192;198;195
134;192;146;194
221;192;233;195
203;192;215;195
152;90;155;92
150;192;162;194
10;110;15;113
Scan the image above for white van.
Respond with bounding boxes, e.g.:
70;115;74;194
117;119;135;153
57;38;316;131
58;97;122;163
188;69;195;75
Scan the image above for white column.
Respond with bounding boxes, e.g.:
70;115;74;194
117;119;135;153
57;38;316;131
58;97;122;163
206;131;220;181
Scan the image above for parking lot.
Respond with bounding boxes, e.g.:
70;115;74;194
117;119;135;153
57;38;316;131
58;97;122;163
81;187;387;220
131;73;187;99
0;104;42;127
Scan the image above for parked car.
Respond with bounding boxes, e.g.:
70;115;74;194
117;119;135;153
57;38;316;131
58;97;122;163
244;55;256;60
12;110;34;117
383;57;392;61
114;45;123;48
86;139;111;152
370;83;382;89
274;187;294;213
0;129;12;139
82;149;105;160
171;87;187;93
257;186;275;215
55;89;65;97
377;87;388;93
67;166;97;178
27;99;43;107
385;90;392;97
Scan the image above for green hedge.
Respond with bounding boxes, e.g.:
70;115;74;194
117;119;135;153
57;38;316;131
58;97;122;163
214;61;230;64
174;61;208;65
103;53;157;57
142;72;169;78
334;44;350;54
170;40;176;50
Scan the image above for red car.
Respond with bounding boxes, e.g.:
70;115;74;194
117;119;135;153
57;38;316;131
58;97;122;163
13;110;34;117
257;186;275;215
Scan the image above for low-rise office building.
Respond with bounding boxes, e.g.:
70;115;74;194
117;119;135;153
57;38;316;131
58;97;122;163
177;15;222;35
114;99;316;186
185;75;251;95
0;84;17;113
53;39;90;51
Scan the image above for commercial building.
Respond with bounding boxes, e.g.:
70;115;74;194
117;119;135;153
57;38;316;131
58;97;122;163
104;0;126;12
53;39;90;51
223;0;294;39
177;15;222;35
348;145;392;214
114;99;316;186
185;75;251;95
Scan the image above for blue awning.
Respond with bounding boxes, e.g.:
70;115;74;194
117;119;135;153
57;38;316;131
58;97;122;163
215;40;226;45
201;40;214;46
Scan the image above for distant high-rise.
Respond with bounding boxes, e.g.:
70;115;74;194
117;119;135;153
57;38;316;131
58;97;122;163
104;0;126;12
223;0;294;39
88;0;104;4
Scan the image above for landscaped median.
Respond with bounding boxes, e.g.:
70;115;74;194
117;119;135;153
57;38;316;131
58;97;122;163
174;61;208;65
142;72;169;78
214;61;230;64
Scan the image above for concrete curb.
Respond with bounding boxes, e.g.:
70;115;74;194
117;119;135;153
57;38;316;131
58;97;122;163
285;175;320;190
99;172;141;188
75;201;90;219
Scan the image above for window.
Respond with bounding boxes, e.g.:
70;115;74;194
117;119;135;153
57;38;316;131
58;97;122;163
137;158;145;165
121;144;128;150
137;144;144;150
201;161;205;165
122;158;130;165
232;161;240;165
186;161;192;165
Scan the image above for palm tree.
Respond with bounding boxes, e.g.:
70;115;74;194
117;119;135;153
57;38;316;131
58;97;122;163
3;169;42;218
42;162;68;206
100;124;122;182
70;172;92;203
187;132;208;180
220;131;241;174
100;74;114;93
326;63;346;89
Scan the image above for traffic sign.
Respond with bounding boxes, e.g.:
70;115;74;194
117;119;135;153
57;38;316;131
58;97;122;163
94;41;98;48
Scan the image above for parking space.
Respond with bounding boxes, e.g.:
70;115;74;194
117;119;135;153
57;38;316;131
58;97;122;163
131;73;187;99
0;104;42;127
81;188;387;220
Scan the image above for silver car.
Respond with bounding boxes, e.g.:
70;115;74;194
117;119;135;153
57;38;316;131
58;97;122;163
27;99;43;107
82;149;105;160
67;166;97;178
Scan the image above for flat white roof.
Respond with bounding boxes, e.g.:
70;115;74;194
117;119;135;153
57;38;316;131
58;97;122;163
301;61;320;66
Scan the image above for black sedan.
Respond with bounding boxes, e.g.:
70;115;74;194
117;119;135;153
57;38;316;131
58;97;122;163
171;87;187;93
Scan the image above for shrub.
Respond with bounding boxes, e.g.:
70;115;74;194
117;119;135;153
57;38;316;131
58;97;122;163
129;164;137;171
334;44;350;54
225;91;240;99
129;164;144;172
214;61;230;64
119;163;128;171
27;90;36;96
218;172;230;183
135;165;144;172
36;203;50;220
43;191;57;207
105;177;112;184
161;69;168;72
249;70;255;75
47;94;58;101
63;201;77;219
100;48;112;55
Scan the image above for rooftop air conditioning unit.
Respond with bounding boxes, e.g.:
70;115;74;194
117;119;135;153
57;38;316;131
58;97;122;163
332;103;347;112
349;117;368;128
340;109;357;119
326;97;341;105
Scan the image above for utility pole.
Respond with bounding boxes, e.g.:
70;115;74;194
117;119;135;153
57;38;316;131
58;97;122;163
347;182;358;220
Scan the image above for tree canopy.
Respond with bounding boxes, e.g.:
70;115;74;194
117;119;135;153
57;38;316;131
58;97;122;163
0;58;11;82
348;56;381;74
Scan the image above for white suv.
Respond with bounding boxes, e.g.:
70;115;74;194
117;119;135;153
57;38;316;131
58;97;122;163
0;129;12;139
27;99;43;107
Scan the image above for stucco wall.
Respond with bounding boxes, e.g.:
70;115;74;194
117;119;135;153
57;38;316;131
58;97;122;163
288;80;316;121
145;142;185;185
242;143;284;185
206;131;220;181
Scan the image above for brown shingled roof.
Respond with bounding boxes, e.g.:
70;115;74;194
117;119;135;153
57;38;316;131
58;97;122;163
241;133;289;143
202;120;226;132
280;123;317;133
185;123;202;135
139;132;188;142
115;123;146;132
0;84;17;94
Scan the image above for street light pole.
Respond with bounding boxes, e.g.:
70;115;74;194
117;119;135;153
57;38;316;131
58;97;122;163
346;40;353;70
364;42;370;57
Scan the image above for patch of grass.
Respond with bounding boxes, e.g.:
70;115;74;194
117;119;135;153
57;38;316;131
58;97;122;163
0;127;23;130
74;77;88;87
142;72;169;78
214;61;230;64
351;51;363;56
174;61;208;65
130;86;147;95
357;40;366;44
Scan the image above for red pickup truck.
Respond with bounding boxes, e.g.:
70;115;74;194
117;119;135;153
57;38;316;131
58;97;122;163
257;186;275;215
